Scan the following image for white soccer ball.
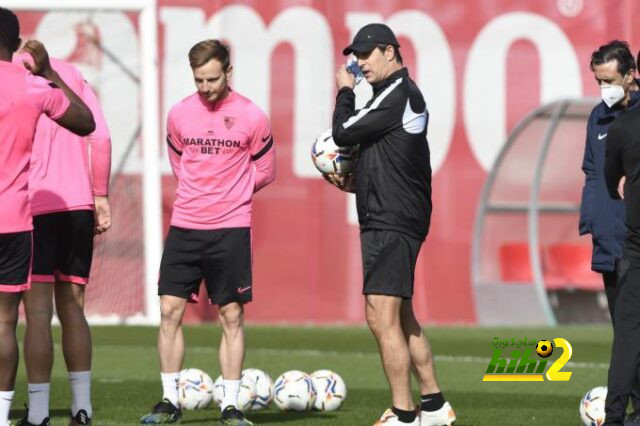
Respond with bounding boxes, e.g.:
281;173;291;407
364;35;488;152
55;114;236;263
310;370;347;411
237;373;258;412
311;129;357;175
212;375;224;406
178;368;214;410
242;368;274;410
273;370;317;411
212;373;258;412
579;386;607;425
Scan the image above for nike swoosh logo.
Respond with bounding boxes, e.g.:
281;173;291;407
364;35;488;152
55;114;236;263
28;390;43;394
237;286;252;294
262;134;272;143
598;133;607;140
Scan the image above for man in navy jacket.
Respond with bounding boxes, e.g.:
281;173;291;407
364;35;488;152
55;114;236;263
579;40;640;424
580;40;639;303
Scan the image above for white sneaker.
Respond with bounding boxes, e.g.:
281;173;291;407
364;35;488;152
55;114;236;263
420;401;456;425
373;408;420;425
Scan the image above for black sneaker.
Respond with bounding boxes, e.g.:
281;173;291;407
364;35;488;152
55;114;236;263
140;399;182;424
220;406;254;425
16;408;50;426
69;409;91;425
16;419;50;426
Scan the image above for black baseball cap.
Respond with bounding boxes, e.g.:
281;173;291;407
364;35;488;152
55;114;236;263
342;23;400;56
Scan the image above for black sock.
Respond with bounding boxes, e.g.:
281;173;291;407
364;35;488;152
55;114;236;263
392;407;416;423
421;392;445;411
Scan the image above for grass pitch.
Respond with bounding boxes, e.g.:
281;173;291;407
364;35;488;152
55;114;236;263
10;324;612;425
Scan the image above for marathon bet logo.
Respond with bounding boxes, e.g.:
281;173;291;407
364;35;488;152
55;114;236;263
182;137;242;155
482;338;573;382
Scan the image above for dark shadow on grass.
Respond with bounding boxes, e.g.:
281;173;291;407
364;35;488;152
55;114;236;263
248;411;338;424
7;387;582;425
10;408;69;420
184;411;339;424
442;388;581;426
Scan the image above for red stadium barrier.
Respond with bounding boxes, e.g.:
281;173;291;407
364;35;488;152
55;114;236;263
15;0;640;324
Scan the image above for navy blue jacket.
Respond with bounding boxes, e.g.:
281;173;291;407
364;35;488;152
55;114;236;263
579;92;640;272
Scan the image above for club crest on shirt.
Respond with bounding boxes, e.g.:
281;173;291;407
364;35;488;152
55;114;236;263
224;116;235;129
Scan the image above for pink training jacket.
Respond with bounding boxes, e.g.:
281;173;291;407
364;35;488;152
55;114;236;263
166;89;276;229
0;60;70;234
13;56;112;215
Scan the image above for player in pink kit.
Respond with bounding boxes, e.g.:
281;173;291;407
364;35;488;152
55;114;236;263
140;40;275;425
14;55;111;426
0;7;95;426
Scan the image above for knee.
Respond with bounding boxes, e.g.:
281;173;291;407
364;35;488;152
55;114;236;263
400;310;421;337
55;304;85;327
0;295;20;332
366;298;401;336
366;305;387;336
0;312;18;333
25;303;53;325
54;286;85;319
160;300;185;329
218;303;244;332
26;309;52;324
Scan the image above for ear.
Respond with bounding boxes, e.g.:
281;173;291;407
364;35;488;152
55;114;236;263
625;71;636;85
385;45;395;62
226;64;233;80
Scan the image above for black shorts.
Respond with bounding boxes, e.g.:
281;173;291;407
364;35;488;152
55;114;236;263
361;229;422;299
0;231;32;292
32;210;95;284
158;226;252;305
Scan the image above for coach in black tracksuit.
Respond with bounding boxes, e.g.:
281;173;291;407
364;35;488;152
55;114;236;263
328;23;456;426
605;90;640;425
333;68;431;248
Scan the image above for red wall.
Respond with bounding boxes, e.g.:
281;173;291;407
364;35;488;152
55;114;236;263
16;0;640;324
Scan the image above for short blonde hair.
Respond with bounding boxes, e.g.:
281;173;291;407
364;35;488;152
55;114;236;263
188;39;230;70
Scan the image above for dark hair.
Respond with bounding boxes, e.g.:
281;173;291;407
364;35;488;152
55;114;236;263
188;39;230;70
377;44;403;65
0;8;20;53
590;40;636;76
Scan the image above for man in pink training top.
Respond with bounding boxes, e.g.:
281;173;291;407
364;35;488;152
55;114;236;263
0;7;95;426
140;39;275;425
14;55;112;426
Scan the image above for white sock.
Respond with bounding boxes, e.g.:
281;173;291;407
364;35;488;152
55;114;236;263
0;391;14;426
221;380;240;411
161;372;180;407
69;371;92;418
27;383;49;424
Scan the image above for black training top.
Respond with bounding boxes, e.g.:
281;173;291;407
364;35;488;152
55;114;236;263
332;67;432;241
605;105;640;265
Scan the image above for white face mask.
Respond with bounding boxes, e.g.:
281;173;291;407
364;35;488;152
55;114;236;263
601;84;625;108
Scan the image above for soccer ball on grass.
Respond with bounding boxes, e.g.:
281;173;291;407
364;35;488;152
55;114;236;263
178;368;214;410
579;386;606;426
273;370;317;411
310;369;347;411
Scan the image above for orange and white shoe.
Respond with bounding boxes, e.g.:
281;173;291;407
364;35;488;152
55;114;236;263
420;401;456;425
373;408;420;425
